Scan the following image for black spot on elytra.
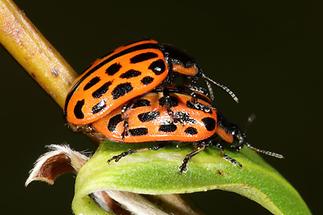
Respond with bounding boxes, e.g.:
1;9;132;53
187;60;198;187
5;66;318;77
202;117;216;131
74;99;85;119
148;59;166;75
65;43;159;111
173;112;196;123
159;96;178;107
92;100;106;114
129;127;148;136
185;127;198;135
106;63;121;75
138;111;160;122
111;83;133;99
120;69;141;79
92;81;112;98
186;101;212;114
108;114;123;132
83;76;100;90
130;52;158;63
159;123;177;132
132;99;150;108
141;76;154;85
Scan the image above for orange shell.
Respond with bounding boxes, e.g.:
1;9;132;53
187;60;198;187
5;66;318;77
92;92;218;143
65;40;168;125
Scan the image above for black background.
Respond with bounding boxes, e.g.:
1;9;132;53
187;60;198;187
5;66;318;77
0;0;322;214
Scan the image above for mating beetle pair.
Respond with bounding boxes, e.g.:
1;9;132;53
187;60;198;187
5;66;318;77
64;39;282;172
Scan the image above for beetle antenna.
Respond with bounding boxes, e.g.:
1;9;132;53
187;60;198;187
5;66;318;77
246;143;284;159
243;115;284;158
201;73;239;103
205;80;215;101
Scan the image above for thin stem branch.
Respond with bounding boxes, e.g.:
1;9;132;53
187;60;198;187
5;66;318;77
0;0;77;108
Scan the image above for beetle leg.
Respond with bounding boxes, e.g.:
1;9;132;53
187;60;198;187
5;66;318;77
217;147;242;168
107;149;135;163
107;144;165;163
153;85;212;104
175;85;214;111
121;118;129;139
121;101;135;115
120;102;137;139
185;76;212;102
161;88;176;122
178;142;208;173
68;124;94;134
186;84;215;109
222;153;242;167
121;104;136;139
189;91;198;104
176;84;211;103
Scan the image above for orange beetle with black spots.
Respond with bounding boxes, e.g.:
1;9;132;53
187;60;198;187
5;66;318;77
91;92;279;172
63;40;281;172
92;92;220;143
64;39;239;126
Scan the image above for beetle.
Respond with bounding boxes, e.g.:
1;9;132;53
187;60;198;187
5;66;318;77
64;39;238;126
92;92;218;143
90;92;283;172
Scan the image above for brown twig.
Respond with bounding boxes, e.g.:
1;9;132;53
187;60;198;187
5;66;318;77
0;0;77;108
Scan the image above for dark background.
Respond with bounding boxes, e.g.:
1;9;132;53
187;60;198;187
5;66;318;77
1;0;322;214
